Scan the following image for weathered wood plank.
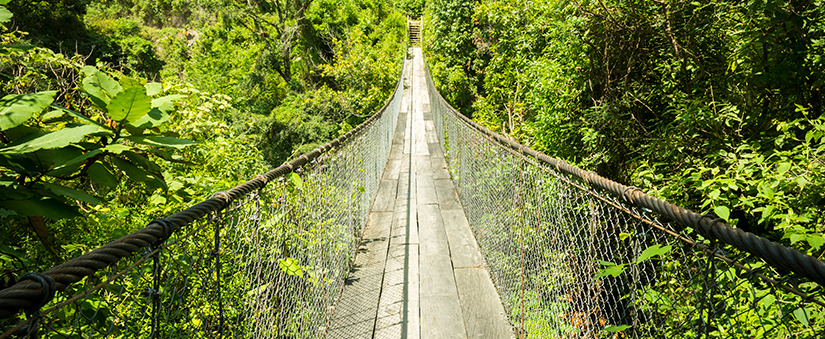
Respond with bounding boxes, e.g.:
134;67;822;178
454;268;514;339
327;212;394;338
416;176;438;206
372;179;398;212
434;178;462;210
441;209;485;269
425;121;438;143
382;159;402;181
420;295;467;339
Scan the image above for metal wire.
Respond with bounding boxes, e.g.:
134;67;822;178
0;57;405;339
426;63;825;338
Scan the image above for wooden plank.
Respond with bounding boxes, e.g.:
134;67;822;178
416;176;438;206
454;268;514;339
428;142;444;158
382;159;402;181
420;295;467;339
376;207;420;339
441;209;485;269
414;155;433;176
327;212;394;338
425;121;438;143
372;179;398;212
418;204;466;337
434;178;462;211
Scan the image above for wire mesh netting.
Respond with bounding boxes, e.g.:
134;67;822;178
426;65;825;338
0;60;405;339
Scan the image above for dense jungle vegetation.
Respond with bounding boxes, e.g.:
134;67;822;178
1;0;823;312
424;0;825;259
0;0;410;286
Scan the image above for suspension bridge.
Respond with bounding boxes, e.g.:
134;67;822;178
2;32;825;338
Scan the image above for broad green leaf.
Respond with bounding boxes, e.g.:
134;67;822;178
776;162;791;174
87;163;117;188
103;144;132;154
41;109;67;122
145;83;163;96
151;95;184;114
806;234;825;250
598;260;616;266
604;325;631;332
0;1;11;6
46;148;103;175
289;172;303;189
107;87;152;123
714;206;730;221
0;197;80;219
123;151;161;172
127;108;169;132
42;183;101;205
48;105;109;129
793;308;810;327
0;124;103;154
119;77;143;90
126;135;196;149
636;244;672;263
0;91;57;130
81;67;121;108
0;5;12;23
111;156;165;189
760;294;775;308
277;258;304;278
594;264;626;279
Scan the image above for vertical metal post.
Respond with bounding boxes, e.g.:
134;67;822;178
151;247;161;339
518;157;526;331
212;211;224;338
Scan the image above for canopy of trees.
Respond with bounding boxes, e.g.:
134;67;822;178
0;0;406;286
423;0;825;258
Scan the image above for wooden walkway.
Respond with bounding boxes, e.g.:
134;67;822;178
327;48;513;339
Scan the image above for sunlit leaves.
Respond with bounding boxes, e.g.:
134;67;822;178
0;91;57;130
107;87;153;123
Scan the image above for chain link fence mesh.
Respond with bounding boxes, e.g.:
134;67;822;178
0;60;404;339
426;63;825;338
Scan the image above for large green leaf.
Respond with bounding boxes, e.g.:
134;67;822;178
46;148;103;176
107;87;152;123
119;77;143;90
145;83;163;96
122;151;162;173
126;108;169;132
0;197;81;219
48;105;109;129
42;183;102;205
111;156;166;190
81;67;121;109
0;5;12;23
126;135;196;149
636;244;672;263
151;95;184;114
0;91;57;131
87;163;118;188
0;124;104;154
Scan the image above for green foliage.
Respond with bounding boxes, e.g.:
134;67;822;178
0;64;190;220
396;0;424;18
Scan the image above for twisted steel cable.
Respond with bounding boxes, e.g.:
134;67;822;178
0;57;404;321
422;61;825;288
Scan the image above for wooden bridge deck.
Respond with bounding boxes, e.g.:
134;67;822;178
327;48;513;339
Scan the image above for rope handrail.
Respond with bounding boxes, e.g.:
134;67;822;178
0;51;407;322
422;59;825;288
